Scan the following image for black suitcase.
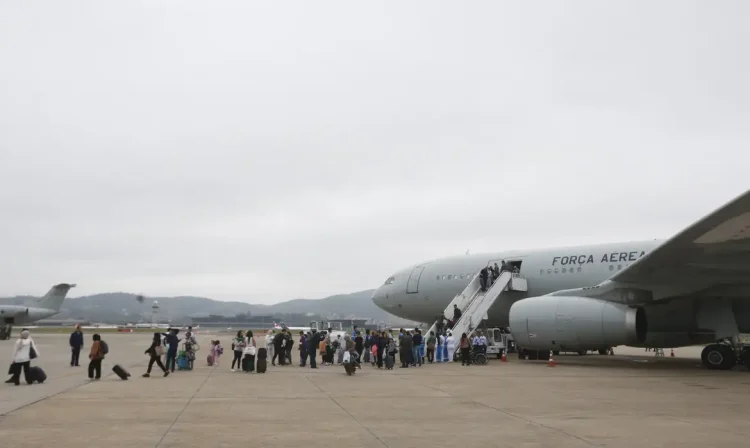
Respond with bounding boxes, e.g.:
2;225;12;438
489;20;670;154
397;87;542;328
385;354;394;370
344;362;356;376
112;364;130;380
256;358;267;373
242;354;255;372
256;347;267;360
29;366;47;384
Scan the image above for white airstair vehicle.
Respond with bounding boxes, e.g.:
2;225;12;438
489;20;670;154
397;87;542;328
424;270;527;361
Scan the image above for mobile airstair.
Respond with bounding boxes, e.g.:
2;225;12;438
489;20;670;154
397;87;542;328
424;270;528;346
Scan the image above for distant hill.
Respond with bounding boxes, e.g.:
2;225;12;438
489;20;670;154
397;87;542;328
0;289;414;325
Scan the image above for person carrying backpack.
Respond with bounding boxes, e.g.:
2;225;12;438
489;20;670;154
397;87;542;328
88;334;106;380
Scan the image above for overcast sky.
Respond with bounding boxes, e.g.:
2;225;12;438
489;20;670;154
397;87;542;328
1;1;748;303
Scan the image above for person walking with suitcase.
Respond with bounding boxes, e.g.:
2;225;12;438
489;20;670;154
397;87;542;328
6;329;39;386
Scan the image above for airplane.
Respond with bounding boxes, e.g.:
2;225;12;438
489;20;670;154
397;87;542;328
372;189;750;371
273;321;311;332
0;283;76;340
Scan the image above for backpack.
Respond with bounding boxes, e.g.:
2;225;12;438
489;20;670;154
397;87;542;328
99;340;109;355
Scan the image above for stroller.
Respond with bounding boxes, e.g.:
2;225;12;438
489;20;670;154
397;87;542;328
179;339;199;370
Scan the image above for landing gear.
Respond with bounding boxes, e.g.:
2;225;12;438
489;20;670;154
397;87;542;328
701;344;736;370
0;325;12;340
598;348;608;355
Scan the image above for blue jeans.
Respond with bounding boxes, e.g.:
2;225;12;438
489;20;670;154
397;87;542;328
412;346;421;365
166;350;177;372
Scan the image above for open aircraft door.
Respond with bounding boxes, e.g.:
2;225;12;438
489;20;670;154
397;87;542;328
406;266;425;294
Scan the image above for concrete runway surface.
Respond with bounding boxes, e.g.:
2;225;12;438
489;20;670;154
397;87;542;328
1;332;749;448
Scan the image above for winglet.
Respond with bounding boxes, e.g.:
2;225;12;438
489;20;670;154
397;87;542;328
38;283;76;311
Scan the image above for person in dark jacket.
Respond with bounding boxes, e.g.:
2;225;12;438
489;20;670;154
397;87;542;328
298;331;308;367
453;304;462;324
163;329;180;373
307;330;321;369
411;330;423;366
143;332;169;377
285;332;294;365
354;331;364;360
272;330;286;366
376;332;388;369
69;325;84;367
400;331;413;368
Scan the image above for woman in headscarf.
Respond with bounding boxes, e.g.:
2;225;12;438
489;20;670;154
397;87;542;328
7;329;39;386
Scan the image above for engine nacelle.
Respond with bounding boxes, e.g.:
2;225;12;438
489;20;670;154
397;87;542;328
0;306;29;318
509;296;647;350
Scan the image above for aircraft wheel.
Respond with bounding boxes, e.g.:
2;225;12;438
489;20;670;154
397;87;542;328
578;349;587;356
701;344;736;370
598;348;608;355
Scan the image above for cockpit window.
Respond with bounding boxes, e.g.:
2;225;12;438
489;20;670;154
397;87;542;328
384;276;395;285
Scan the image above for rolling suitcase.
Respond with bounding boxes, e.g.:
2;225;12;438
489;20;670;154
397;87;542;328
256;357;267;373
207;354;214;366
242;354;255;372
112;364;130;380
385;354;394;370
256;347;267;359
29;366;47;384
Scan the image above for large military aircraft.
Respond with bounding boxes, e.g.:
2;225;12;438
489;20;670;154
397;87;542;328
0;283;76;340
372;189;750;370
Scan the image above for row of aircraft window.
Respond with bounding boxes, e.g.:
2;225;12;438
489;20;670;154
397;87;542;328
437;263;628;280
437;273;477;280
541;267;583;274
540;264;626;275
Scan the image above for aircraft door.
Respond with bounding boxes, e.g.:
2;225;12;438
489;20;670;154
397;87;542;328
406;266;425;294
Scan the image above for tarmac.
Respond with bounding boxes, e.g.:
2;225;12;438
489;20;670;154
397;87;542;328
1;332;750;448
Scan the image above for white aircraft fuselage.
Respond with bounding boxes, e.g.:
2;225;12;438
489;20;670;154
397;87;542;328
372;240;662;326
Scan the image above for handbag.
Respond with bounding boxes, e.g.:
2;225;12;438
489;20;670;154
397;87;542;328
244;346;256;356
155;345;165;356
343;351;351;364
29;345;37;360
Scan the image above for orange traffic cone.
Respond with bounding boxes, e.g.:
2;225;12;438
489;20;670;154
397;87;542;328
501;349;508;362
670;348;674;357
547;350;556;367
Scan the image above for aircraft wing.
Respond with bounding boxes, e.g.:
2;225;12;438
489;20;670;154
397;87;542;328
610;189;750;291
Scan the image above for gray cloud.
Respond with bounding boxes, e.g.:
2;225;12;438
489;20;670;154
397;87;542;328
1;1;748;302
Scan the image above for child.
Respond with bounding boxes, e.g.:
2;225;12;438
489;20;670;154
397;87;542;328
371;343;378;367
210;340;223;367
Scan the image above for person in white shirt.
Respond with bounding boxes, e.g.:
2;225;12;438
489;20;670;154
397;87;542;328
6;329;39;386
445;331;456;362
264;330;274;361
472;331;488;354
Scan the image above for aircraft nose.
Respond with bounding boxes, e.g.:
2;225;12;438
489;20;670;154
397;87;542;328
371;286;387;309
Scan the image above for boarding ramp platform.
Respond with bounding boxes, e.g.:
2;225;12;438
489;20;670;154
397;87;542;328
424;270;527;341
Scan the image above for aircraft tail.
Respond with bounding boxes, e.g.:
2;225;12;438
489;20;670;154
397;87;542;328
38;283;76;311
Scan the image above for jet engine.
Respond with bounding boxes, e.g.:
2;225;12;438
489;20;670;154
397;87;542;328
0;306;29;317
509;296;647;350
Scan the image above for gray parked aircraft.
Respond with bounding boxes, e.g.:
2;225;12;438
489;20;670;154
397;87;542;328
0;283;76;340
372;189;750;370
